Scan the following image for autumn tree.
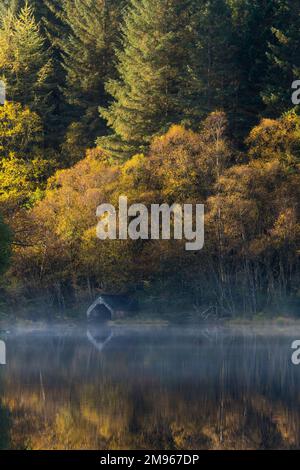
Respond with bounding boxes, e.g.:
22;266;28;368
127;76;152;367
0;101;43;158
247;111;300;168
0;102;54;210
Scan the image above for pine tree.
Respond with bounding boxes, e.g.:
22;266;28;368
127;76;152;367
59;0;125;161
262;0;300;116
38;0;71;149
98;0;199;157
192;0;236;119
0;2;54;138
0;0;52;19
228;0;278;139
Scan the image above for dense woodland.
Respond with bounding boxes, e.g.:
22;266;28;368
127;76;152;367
0;0;300;317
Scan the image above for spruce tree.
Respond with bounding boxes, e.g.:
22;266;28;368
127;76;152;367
0;2;54;139
193;0;236;119
39;0;71;149
262;0;300;116
228;0;278;139
98;0;199;157
59;0;124;160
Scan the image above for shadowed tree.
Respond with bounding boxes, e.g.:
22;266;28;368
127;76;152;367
262;0;300;116
0;213;11;276
98;0;201;158
59;0;125;162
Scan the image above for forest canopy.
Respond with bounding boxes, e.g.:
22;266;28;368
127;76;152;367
0;0;300;318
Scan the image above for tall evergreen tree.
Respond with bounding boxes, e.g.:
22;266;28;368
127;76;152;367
98;0;200;157
39;0;70;149
59;0;125;161
193;0;236;119
228;0;278;139
0;2;54;141
262;0;300;116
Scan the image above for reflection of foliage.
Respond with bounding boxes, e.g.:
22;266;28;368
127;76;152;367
0;399;10;449
3;382;300;450
2;330;300;450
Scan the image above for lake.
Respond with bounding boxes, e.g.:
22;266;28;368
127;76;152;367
0;323;299;450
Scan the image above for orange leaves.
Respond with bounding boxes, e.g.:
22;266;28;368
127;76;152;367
247;111;300;166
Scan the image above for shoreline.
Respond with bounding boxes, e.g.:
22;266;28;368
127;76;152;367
1;312;300;332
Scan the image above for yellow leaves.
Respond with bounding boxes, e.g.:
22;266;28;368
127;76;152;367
271;208;299;244
217;159;280;197
152;124;198;152
0;10;14;69
119;153;148;192
150;126;202;200
0;153;30;196
155;124;189;143
6;110;300;295
9;112;233;290
0;102;52;210
0;101;42;157
149;113;232;202
122;153;145;175
30;152;118;247
247;111;300;166
0;152;52;209
208;146;300;259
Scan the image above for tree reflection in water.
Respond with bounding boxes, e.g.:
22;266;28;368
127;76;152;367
1;325;300;450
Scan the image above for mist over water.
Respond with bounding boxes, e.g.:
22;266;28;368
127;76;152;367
0;324;300;450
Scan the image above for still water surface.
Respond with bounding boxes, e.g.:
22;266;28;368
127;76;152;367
0;324;300;449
